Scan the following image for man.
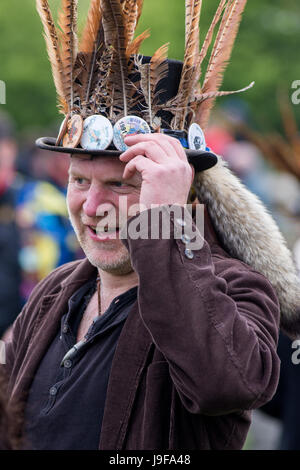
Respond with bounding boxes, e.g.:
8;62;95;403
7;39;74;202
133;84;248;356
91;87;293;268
3;0;300;450
5;131;281;450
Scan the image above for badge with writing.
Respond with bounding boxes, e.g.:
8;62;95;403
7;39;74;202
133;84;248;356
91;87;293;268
113;116;151;152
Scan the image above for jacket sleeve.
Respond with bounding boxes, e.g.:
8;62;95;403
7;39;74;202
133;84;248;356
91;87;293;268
120;205;281;415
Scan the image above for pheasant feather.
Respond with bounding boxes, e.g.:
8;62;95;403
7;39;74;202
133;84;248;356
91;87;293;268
198;0;227;67
78;0;104;109
198;0;247;128
58;0;78;112
36;0;68;113
172;0;202;130
101;0;130;117
122;0;138;45
137;43;169;126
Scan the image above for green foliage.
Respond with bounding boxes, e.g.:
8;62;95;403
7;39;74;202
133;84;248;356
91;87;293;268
0;0;299;136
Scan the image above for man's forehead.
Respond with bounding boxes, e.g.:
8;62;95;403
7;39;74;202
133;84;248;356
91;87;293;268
69;155;142;184
69;155;124;172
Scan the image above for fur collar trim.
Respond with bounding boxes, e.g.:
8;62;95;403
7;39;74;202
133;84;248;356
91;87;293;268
194;158;300;339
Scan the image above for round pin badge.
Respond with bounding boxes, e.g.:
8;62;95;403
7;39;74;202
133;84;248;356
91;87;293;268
113;116;151;152
56;113;70;146
62;114;84;148
81;115;113;151
188;123;206;151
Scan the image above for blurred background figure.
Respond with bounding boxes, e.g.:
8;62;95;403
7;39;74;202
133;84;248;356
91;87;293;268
0;112;22;338
0;125;83;342
15;145;83;305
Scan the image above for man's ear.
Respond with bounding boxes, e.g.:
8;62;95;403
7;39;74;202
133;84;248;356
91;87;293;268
190;164;195;182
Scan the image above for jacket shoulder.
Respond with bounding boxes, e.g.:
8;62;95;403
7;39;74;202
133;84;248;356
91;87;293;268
11;260;85;338
29;259;84;297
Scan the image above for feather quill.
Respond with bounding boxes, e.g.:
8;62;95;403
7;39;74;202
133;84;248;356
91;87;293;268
137;43;169;126
191;80;254;125
58;0;78;113
185;0;194;48
197;0;247;128
171;0;202;130
122;0;138;45
150;44;170;105
78;0;104;109
198;0;227;67
36;0;68;113
100;0;131;117
195;80;254;103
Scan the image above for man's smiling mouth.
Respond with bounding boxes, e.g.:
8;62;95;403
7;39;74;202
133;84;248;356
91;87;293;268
87;225;120;236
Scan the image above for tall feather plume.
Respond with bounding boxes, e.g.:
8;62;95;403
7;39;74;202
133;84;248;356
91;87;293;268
36;0;68;114
150;44;170;105
100;0;131;117
89;45;115;115
198;0;227;66
137;43;169;126
58;0;78;113
122;0;138;45
185;0;194;48
203;0;234;81
171;0;202;130
196;0;248;129
77;0;104;111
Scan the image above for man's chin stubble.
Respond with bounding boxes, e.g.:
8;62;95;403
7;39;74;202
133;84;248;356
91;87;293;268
68;214;134;275
80;237;134;275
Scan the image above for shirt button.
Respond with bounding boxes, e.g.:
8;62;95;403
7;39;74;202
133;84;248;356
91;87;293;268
49;386;57;396
64;359;72;369
62;324;68;333
181;234;191;244
185;248;194;259
176;218;186;227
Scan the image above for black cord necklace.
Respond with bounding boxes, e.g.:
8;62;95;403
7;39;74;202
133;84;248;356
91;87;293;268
60;275;101;367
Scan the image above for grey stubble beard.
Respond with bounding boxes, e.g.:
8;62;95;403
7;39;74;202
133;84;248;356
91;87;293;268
68;210;134;276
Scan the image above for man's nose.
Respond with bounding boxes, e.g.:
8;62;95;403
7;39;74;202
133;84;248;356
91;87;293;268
82;186;112;218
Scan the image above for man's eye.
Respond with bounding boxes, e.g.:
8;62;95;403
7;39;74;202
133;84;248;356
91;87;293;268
73;177;88;186
111;181;126;187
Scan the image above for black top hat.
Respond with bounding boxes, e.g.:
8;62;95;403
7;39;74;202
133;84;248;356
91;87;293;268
35;0;251;173
36;58;218;173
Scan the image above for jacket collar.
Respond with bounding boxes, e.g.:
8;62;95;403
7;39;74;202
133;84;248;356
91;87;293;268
11;257;152;450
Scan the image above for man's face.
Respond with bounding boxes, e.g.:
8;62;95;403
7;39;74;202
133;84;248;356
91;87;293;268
67;155;142;275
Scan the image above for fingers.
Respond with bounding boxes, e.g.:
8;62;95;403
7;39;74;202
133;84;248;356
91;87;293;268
122;154;158;180
120;140;169;164
122;133;188;163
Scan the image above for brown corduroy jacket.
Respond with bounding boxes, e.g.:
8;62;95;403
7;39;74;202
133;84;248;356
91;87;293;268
4;206;280;450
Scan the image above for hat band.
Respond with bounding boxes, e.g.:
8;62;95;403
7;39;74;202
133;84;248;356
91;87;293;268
160;129;189;149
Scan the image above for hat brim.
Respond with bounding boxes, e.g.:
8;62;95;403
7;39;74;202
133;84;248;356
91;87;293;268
35;137;218;173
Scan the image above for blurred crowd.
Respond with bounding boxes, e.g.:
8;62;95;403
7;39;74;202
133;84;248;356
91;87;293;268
0;104;300;449
0;111;83;340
